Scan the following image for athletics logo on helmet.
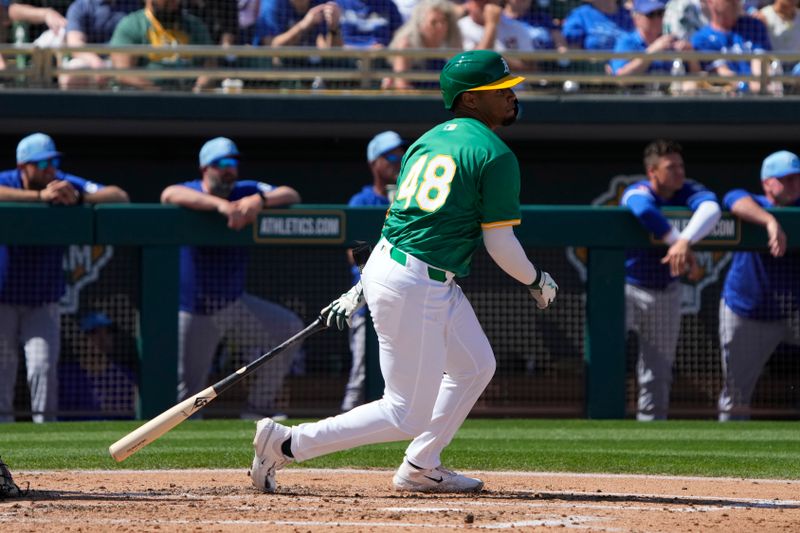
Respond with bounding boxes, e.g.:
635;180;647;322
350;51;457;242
439;50;526;109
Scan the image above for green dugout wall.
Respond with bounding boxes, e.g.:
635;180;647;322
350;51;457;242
1;203;797;420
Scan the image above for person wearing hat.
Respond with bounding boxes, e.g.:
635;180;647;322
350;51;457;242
160;137;303;421
250;50;557;494
717;150;800;421
610;0;698;78
0;133;129;424
337;131;406;414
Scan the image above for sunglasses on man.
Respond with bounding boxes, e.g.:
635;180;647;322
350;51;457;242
31;158;60;170
210;157;239;169
383;153;401;164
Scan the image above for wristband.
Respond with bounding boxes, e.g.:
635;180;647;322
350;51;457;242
528;266;542;289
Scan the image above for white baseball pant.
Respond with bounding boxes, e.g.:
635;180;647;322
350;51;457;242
625;282;681;421
291;239;496;469
178;293;303;417
0;303;60;423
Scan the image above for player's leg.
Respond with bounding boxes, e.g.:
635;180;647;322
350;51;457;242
231;293;303;418
341;311;367;412
0;304;21;422
252;249;450;493
634;283;680;421
177;310;221;402
403;284;495;469
717;301;782;421
19;303;60;423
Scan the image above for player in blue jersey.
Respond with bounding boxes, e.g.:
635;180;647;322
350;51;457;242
0;133;129;423
339;130;405;412
717;150;800;421
621;139;721;420
160;137;303;420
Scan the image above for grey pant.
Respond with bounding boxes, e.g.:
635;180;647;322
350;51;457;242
718;300;800;421
625;282;682;421
178;293;303;416
340;311;366;412
0;303;60;423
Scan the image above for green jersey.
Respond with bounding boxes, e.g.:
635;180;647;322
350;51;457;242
382;117;522;277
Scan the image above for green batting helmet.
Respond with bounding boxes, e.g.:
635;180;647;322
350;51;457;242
439;50;526;110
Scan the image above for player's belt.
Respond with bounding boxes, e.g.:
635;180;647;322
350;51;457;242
388;247;448;283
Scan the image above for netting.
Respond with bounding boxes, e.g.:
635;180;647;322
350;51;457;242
4;240;796;421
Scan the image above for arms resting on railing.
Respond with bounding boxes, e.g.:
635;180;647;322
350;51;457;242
2;45;800;94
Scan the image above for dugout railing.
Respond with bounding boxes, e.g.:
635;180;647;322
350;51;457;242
2;45;800;96
1;203;798;421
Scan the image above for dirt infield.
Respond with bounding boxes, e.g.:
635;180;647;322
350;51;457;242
2;468;799;532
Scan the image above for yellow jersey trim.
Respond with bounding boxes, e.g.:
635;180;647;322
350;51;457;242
481;219;521;229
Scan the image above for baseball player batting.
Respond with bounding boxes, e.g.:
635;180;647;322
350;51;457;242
717;150;800;421
249;50;558;494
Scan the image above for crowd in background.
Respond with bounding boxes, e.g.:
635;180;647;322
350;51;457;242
0;0;798;91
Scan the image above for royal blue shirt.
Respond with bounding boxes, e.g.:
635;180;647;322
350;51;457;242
0;169;104;305
336;0;402;48
722;190;799;320
610;30;672;74
621;179;718;289
562;3;633;50
253;0;327;45
178;179;275;314
66;0;140;43
691;18;771;74
348;185;389;283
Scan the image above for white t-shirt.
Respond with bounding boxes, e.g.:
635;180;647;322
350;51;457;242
759;5;800;51
458;15;535;51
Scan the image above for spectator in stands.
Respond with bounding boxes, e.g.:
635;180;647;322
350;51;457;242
109;0;215;91
58;311;138;420
336;0;403;48
756;0;800;76
340;131;405;412
458;0;536;69
610;0;699;78
382;0;462;89
254;0;342;50
663;0;709;40
717;150;800;421
59;0;140;89
691;0;772;92
504;0;568;52
8;0;68;43
0;133;129;423
621;139;721;421
238;0;259;44
562;0;633;50
160;137;303;420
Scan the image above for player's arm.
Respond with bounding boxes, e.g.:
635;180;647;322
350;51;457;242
0;185;40;202
726;190;786;257
263;185;301;207
483;225;557;309
662;194;721;277
161;184;228;211
84;185;130;204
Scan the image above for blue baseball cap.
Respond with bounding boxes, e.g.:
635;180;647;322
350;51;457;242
633;0;666;13
761;150;800;181
367;131;404;163
80;311;113;332
17;133;62;164
199;137;239;167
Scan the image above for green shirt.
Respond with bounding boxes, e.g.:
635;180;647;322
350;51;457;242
382;117;522;277
110;9;211;70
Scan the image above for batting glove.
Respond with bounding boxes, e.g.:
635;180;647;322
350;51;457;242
321;281;365;330
528;270;558;310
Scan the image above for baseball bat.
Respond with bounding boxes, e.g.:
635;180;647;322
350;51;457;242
109;317;327;462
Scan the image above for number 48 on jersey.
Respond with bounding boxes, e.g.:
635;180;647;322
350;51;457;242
395;154;456;213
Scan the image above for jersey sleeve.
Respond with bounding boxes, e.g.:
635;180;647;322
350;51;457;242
62;173;104;194
480;151;521;229
110;14;142;45
621;183;672;237
684;182;718;210
722;188;752;209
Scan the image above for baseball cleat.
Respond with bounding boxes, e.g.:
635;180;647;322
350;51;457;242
249;418;293;493
392;459;484;493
